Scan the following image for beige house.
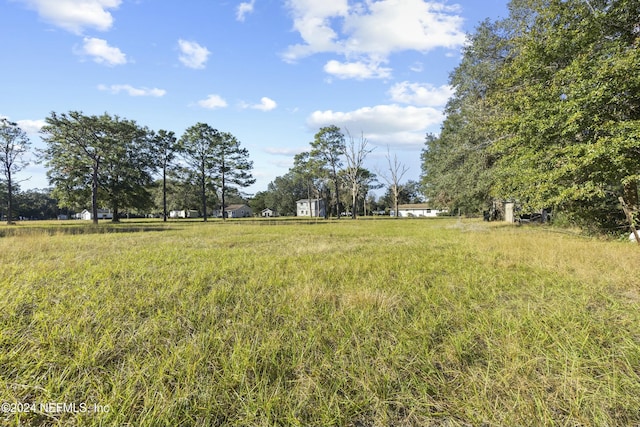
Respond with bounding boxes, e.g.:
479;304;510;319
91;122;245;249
392;204;447;218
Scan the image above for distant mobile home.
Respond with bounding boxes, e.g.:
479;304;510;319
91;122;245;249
169;210;199;219
391;204;447;218
79;209;113;220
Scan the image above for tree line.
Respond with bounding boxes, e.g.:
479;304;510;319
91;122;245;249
251;125;421;218
0;112;254;224
1;114;422;224
421;0;640;233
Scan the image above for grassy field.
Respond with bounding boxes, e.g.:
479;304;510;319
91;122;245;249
0;218;639;426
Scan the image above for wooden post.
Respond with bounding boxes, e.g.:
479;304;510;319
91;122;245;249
619;196;640;245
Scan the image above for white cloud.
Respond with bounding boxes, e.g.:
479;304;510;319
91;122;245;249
236;0;256;22
410;62;424;72
281;0;349;62
16;119;46;135
178;39;210;69
77;37;127;66
324;59;391;80
307;104;444;148
98;84;166;97
282;0;466;78
264;147;304;156
18;0;121;34
246;97;277;112
388;82;453;107
197;94;228;109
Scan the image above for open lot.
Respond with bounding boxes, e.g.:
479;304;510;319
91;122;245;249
1;218;639;426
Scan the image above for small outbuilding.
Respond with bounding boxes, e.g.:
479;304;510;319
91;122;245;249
261;208;276;217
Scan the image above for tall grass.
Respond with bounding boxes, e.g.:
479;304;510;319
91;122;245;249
0;219;638;426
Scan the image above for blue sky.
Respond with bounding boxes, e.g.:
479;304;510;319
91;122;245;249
1;0;509;196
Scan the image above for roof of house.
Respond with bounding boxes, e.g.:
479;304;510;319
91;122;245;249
81;208;111;213
397;204;437;209
226;204;249;211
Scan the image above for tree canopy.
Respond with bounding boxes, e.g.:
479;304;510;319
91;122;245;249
422;0;640;232
0;118;31;224
40;111;155;224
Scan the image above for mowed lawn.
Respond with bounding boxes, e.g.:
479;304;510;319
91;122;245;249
0;218;639;426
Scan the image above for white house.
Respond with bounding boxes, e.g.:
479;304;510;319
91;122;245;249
261;208;276;217
391;204;447;218
80;209;113;220
169;209;199;219
296;199;325;217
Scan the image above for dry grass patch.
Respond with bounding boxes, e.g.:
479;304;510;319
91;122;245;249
0;218;639;426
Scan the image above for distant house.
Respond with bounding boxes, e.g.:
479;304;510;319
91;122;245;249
169;209;199;219
296;199;325;217
391;204;447;218
224;204;252;218
261;208;276;217
80;209;113;220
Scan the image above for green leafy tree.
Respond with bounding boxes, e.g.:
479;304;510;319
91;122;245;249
99;117;155;221
421;19;507;215
151;129;179;221
179;124;254;220
265;173;307;216
489;0;640;232
179;123;220;221
40;111;154;224
0;118;31;224
249;191;269;215
15;188;58;220
310;125;345;218
291;151;330;218
213;132;255;219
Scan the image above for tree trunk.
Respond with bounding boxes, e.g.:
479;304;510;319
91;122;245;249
201;162;207;222
6;169;13;224
394;185;400;219
351;187;357;219
112;205;120;223
91;165;99;225
221;171;226;221
334;175;340;219
162;163;167;222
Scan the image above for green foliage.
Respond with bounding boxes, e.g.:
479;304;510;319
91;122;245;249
178;124;254;220
14;188;59;219
151;129;179;221
422;0;640;232
40;111;156;223
310;125;346;217
421;20;506;215
0;118;31;224
265;173;307;216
